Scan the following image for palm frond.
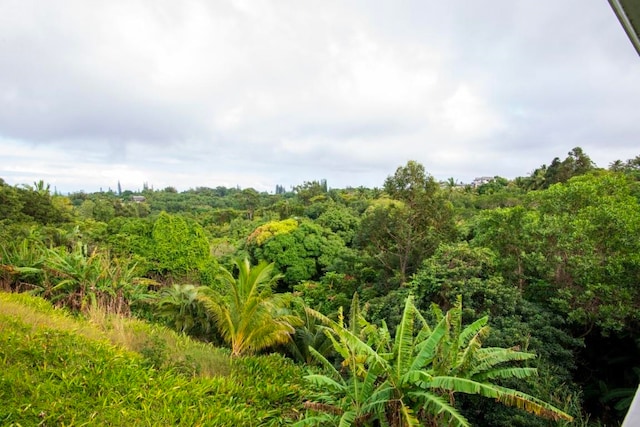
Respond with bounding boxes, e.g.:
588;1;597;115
398;403;421;427
413;307;432;343
400;369;433;388
361;383;395;415
202;258;299;356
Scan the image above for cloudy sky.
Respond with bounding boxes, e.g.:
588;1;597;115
1;0;639;193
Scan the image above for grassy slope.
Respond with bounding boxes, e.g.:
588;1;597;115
0;292;308;426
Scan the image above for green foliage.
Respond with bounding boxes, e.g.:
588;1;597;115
247;218;299;245
294;180;328;205
531;172;640;332
0;238;47;292
0;291;307;426
283;301;335;364
411;242;519;319
294;272;357;317
520;147;597;191
471;172;640;334
53;244;144;313
0;179;73;225
471;205;539;289
2;240;145;314
200;258;302;356
609;154;640;181
316;204;360;245
151;212;211;276
152;284;217;340
411;244;582;426
300;296;573;426
0;178;24;221
1;153;638;426
357;161;457;285
249;220;352;288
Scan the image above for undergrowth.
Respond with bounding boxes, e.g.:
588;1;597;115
0;291;307;426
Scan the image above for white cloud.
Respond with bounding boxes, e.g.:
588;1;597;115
1;0;639;191
441;85;505;137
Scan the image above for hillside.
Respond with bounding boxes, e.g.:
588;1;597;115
0;292;307;426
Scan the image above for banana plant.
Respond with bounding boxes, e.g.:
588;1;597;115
0;239;47;292
299;295;574;426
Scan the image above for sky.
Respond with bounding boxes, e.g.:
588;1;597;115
1;0;639;194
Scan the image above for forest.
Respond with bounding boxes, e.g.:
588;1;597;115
1;146;639;426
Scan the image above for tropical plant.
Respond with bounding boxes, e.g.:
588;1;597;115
283;298;335;364
0;238;47;292
153;284;216;339
298;295;574;426
200;258;301;357
14;243;145;314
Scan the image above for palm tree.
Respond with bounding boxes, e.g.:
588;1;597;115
154;284;215;338
284;299;334;364
299;295;573;426
33;179;51;196
609;159;625;172
200;258;301;357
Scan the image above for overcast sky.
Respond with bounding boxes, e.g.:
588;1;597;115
1;0;639;193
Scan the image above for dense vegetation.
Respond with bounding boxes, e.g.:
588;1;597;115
0;292;307;425
1;147;639;426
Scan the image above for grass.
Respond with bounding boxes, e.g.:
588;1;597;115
0;291;309;426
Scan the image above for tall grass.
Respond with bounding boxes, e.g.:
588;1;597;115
0;292;308;425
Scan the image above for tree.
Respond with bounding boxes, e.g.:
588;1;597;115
236;188;260;220
356;199;418;286
410;242;519;319
0;179;24;222
471;205;545;292
32;243;142;314
608;155;640;181
524;147;597;190
299;296;573;426
316;204;360;246
294;180;328;205
31;179;51;196
527;172;640;333
200;258;301;356
248;219;352;289
151;212;211;277
14;184;69;225
93;198;116;222
357;161;456;285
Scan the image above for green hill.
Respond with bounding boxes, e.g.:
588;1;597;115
0;291;307;426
